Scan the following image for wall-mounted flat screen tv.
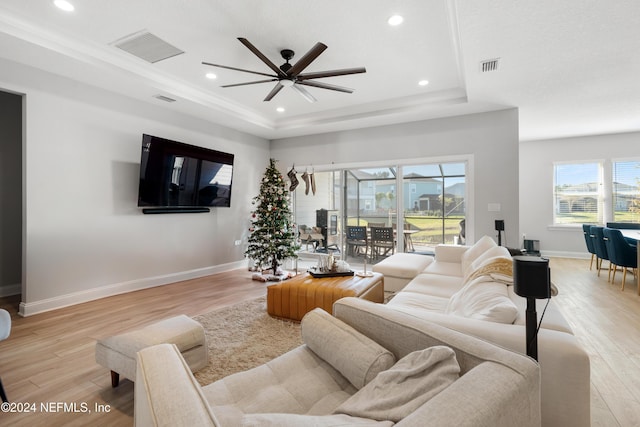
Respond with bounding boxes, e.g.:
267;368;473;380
137;134;234;210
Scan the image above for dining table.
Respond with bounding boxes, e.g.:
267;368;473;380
618;228;640;291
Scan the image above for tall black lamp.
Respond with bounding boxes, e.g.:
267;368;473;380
513;256;551;361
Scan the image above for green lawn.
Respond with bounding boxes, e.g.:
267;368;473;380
348;215;465;244
556;211;640;224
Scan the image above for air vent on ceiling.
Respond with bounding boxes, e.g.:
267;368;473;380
153;95;176;103
112;30;184;63
480;58;500;73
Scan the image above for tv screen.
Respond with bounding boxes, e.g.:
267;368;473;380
137;134;234;209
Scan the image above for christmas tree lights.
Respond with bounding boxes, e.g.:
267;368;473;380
245;158;299;274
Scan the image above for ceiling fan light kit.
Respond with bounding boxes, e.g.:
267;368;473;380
203;37;366;103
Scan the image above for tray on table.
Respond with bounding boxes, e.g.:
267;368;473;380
308;269;354;278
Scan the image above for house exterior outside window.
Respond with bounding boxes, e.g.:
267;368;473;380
612;160;640;223
553;161;603;225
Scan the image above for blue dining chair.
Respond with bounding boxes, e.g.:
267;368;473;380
603;228;638;291
582;224;597;270
590;226;611;280
606;222;640;245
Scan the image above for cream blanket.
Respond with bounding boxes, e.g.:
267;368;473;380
464;257;513;285
463;257;558;296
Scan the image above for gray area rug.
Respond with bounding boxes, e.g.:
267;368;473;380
193;296;302;386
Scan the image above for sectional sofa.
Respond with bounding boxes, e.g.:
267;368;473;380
373;236;590;427
135;298;541;426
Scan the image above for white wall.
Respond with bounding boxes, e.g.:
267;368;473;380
0;59;269;315
270;109;520;246
520;131;640;257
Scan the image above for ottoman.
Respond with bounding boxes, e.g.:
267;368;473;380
373;253;434;292
95;315;207;387
267;272;384;321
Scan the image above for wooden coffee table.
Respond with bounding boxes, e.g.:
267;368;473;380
267;272;384;321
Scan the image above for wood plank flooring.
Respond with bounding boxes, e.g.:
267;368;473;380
0;258;638;426
0;271;268;426
550;258;640;427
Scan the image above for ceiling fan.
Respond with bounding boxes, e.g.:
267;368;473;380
202;38;366;103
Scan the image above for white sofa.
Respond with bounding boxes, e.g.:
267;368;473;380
373;236;590;427
134;299;541;427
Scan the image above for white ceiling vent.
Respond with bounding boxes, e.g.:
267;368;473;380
480;58;500;73
112;30;184;63
153;94;176;103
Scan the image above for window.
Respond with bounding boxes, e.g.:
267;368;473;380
553;162;603;224
613;160;640;223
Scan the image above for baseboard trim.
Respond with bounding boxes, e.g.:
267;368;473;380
18;260;248;317
541;251;590;259
0;283;21;297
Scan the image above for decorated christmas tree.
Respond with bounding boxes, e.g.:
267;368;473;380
245;158;299;274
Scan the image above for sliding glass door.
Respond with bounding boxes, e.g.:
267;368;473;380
401;163;466;252
292;160;467;262
344;167;397;229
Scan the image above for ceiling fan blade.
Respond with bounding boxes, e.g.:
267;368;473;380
297;67;367;80
221;79;278;88
238;37;287;78
264;82;284;101
297;80;354;94
287;42;327;76
202;62;277;78
291;84;317;103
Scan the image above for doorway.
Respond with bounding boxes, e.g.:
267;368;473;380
0;90;23;298
292;160;467;267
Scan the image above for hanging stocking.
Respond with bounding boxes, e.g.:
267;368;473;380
310;172;316;195
287;167;299;191
302;171;310;195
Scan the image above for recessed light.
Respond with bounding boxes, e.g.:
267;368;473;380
276;107;285;113
388;15;404;26
53;0;75;12
205;73;217;80
418;80;429;86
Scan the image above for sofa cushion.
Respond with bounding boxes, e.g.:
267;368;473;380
402;273;464;299
302;308;396;389
445;277;519;324
203;345;357;424
334;346;460;422
460;235;498;277
464;246;513;284
372;253;434;279
422;260;463;277
386;290;450;313
508;287;574;334
241;413;393;427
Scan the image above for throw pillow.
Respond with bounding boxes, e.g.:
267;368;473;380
334;346;460;422
301;308;396;389
241;413;394;427
460;235;497;277
445;276;519;324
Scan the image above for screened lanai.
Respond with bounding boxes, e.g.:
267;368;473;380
291;161;467;265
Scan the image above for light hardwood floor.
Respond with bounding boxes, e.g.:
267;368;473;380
0;258;638;426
